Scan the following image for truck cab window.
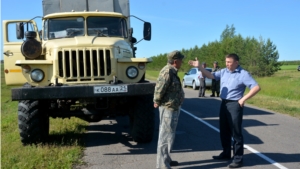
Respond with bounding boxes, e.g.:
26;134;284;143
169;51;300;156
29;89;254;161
87;17;127;38
48;17;84;39
43;19;48;40
120;18;128;38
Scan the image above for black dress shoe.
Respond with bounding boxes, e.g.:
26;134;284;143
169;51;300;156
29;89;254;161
170;161;179;166
212;154;231;160
228;161;243;168
210;94;215;97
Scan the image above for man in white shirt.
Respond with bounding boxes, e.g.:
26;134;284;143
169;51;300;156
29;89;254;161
198;62;206;97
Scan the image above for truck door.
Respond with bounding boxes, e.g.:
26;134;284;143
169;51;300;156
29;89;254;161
2;20;40;85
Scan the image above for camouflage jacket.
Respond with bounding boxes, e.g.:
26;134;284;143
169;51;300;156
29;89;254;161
153;64;185;111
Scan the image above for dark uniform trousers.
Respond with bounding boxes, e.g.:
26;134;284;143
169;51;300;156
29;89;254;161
219;100;244;162
198;78;206;97
211;79;220;96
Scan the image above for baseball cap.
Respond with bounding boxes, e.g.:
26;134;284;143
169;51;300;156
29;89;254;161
202;62;206;65
167;50;185;60
214;61;218;64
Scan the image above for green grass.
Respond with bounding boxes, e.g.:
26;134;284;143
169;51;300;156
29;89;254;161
280;64;299;70
146;70;185;81
246;69;300;118
147;68;300;119
254;70;300;100
1;64;89;169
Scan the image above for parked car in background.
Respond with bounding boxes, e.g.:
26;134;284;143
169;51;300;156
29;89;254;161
182;67;213;90
298;65;300;71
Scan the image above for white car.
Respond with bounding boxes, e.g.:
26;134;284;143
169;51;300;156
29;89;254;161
182;68;212;90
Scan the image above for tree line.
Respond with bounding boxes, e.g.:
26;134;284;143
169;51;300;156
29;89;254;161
279;60;300;65
147;25;287;77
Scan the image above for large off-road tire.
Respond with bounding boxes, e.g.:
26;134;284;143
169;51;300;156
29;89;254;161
18;100;49;145
129;95;155;143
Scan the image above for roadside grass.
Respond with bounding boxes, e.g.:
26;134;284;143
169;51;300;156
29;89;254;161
247;69;300;118
1;64;89;169
146;68;300;119
280;64;299;70
146;70;185;81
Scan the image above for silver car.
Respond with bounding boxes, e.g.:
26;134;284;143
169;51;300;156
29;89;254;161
182;68;212;90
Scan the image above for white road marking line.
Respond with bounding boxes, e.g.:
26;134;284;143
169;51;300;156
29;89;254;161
181;108;288;169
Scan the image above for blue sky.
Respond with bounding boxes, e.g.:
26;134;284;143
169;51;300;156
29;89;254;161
1;0;299;61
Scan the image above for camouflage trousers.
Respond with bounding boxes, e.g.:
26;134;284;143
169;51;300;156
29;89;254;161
156;106;181;169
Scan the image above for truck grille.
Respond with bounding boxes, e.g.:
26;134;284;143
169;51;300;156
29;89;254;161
58;48;111;82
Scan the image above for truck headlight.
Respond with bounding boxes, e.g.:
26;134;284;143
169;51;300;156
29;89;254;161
31;69;44;82
126;66;138;79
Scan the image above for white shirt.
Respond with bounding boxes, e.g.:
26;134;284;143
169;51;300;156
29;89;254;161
198;71;205;79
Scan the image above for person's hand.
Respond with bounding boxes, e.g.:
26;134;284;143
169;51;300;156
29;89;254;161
238;99;245;107
188;60;199;67
154;103;159;108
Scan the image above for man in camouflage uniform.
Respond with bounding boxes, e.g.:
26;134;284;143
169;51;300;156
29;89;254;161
153;50;185;169
210;61;221;97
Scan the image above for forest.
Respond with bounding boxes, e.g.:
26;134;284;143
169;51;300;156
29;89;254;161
147;25;288;77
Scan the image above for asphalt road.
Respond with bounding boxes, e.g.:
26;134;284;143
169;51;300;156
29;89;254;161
74;88;300;169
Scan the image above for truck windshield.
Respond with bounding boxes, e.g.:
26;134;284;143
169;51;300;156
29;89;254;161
48;17;84;39
46;16;128;39
87;17;128;38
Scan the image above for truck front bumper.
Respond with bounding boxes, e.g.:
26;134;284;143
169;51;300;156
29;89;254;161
12;83;155;101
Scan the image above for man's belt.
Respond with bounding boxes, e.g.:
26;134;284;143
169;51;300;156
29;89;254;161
222;99;238;103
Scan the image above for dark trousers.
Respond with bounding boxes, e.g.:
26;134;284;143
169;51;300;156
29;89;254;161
198;78;206;97
211;79;220;95
219;100;244;162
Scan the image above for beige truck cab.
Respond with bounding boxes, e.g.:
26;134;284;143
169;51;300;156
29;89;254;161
2;0;155;145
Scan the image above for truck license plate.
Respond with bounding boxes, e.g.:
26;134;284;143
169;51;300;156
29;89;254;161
94;85;128;93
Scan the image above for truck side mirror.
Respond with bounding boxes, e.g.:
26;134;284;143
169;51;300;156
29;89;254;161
131;37;137;43
16;22;24;39
143;22;151;41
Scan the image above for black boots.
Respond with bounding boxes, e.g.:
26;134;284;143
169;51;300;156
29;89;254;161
210;92;220;97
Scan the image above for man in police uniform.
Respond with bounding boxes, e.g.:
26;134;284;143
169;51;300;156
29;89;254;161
188;54;260;168
210;61;221;97
154;50;185;169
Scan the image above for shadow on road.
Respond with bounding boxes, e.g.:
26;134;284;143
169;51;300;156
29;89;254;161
78;97;298;168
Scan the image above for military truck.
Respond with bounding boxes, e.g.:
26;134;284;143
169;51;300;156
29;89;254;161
2;0;155;145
